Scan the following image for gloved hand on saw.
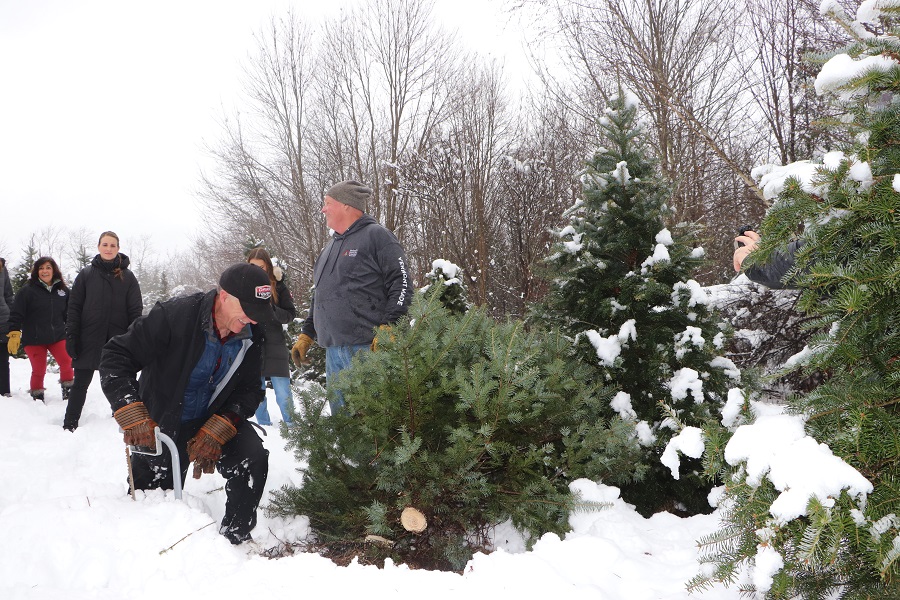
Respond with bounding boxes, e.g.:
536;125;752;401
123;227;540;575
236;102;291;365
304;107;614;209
113;401;158;448
187;414;237;479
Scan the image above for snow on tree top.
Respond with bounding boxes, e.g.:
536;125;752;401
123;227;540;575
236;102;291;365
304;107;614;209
815;53;899;100
429;258;460;280
655;228;674;246
856;0;900;24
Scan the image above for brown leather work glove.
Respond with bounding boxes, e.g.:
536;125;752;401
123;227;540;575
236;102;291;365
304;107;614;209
187;414;237;479
371;325;394;352
113;401;158;448
291;333;314;367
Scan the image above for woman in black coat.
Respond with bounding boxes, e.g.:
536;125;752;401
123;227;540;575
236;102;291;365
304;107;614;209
0;257;15;397
247;248;296;426
63;231;143;431
7;257;74;401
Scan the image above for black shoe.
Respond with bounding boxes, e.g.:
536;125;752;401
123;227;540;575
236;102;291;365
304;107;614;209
63;423;77;432
30;389;44;402
61;382;73;401
222;529;252;545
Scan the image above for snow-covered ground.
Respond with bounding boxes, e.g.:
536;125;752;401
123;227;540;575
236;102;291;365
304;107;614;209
0;356;744;599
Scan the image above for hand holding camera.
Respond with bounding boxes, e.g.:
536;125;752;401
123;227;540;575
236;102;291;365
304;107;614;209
733;225;760;272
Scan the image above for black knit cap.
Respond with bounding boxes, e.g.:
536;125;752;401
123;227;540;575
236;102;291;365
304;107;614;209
325;180;371;212
219;263;274;323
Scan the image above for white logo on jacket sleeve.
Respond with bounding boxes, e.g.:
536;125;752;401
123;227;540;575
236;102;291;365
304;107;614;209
397;257;408;305
255;285;272;300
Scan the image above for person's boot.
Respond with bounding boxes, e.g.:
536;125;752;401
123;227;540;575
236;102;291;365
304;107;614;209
61;380;74;401
29;389;45;402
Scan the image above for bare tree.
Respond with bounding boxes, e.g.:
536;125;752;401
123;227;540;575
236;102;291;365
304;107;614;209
401;61;512;307
66;227;94;272
200;0;460;298
316;0;457;237
33;227;67;267
199;10;325;287
125;233;154;275
740;0;845;166
493;94;586;317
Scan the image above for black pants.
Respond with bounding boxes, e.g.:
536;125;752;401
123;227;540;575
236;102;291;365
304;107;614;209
0;339;9;395
129;418;269;540
63;368;95;428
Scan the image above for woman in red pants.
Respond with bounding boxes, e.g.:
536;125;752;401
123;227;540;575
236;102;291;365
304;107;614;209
6;257;74;401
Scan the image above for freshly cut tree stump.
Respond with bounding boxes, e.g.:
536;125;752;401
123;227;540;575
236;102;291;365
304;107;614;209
400;507;427;532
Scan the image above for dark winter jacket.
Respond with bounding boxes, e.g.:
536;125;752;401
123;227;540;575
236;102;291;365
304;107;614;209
0;259;13;337
67;253;143;370
745;239;806;290
8;279;69;346
301;214;411;347
260;278;295;378
99;290;265;436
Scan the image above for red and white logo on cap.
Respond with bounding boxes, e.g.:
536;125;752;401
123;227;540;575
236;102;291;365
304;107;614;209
255;285;272;300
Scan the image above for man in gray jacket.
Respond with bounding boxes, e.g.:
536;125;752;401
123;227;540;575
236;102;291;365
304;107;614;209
291;180;411;414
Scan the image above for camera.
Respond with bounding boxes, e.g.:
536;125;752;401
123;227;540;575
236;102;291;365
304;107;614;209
734;224;756;249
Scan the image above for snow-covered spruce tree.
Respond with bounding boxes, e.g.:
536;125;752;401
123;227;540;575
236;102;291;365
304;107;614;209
691;4;900;598
267;286;643;571
539;90;738;517
421;258;469;315
11;241;37;293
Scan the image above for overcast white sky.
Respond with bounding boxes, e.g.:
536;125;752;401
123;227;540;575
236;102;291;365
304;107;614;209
0;0;530;264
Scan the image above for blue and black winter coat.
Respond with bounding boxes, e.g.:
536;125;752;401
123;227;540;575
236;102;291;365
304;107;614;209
99;290;265;436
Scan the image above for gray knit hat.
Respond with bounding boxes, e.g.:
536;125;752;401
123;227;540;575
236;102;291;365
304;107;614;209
325;180;371;212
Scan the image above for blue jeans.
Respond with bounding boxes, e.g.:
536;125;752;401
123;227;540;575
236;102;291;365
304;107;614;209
325;344;369;415
254;376;293;426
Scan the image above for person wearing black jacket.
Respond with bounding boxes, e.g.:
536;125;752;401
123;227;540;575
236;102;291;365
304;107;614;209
64;232;143;431
99;263;274;545
733;229;804;289
246;247;296;426
7;257;74;401
0;257;14;397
